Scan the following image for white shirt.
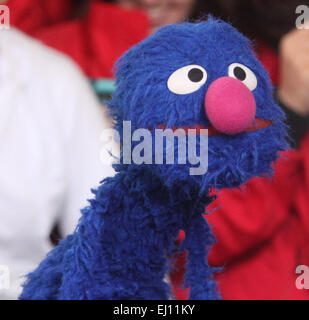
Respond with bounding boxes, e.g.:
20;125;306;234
0;29;115;299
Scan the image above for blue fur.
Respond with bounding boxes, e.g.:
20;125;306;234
20;18;288;300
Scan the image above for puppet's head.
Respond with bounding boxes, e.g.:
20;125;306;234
109;18;287;193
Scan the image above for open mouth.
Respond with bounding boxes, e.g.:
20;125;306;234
156;118;273;136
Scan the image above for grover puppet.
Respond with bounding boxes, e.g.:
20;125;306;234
20;18;287;300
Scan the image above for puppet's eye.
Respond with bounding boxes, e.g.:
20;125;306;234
228;63;257;91
167;65;207;95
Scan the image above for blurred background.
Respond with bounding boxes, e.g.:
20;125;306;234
0;0;308;300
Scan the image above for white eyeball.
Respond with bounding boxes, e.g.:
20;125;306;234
228;63;257;91
167;65;207;95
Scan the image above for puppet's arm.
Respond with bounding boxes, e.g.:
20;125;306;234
58;204;171;300
182;213;220;300
19;234;75;300
20;179;172;300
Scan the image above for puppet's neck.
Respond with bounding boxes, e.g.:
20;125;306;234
114;165;214;228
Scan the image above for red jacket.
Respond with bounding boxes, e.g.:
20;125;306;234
171;145;309;299
8;0;74;34
8;0;149;79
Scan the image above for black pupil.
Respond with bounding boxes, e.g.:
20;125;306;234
188;68;203;82
234;66;246;81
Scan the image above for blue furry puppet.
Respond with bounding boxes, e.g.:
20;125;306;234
20;18;288;300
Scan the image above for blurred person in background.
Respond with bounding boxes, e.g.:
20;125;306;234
0;27;114;299
7;0;150;99
111;0;197;33
7;0;201;97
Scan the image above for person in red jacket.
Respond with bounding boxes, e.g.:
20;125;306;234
7;0;203;98
7;0;211;80
7;0;74;34
7;0;150;80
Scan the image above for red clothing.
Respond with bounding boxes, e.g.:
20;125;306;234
172;141;309;300
209;146;309;299
7;0;73;34
9;1;149;79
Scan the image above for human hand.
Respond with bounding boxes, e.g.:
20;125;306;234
278;27;309;115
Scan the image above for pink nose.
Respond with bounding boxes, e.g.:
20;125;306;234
205;77;256;135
